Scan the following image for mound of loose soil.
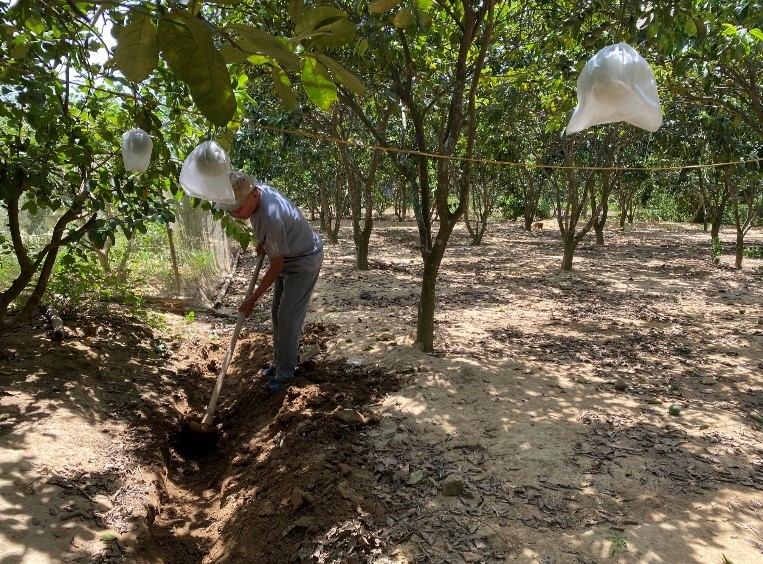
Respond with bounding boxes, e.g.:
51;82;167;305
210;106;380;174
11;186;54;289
144;324;407;564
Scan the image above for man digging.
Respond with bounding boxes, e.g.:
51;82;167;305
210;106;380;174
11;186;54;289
216;172;324;391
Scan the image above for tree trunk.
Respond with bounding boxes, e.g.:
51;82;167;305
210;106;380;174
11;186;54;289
698;171;710;231
319;181;329;233
416;261;438;352
416;237;448;351
356;232;370;270
593;182;611;245
341;2;495;353
470;223;485;245
328;177;342;245
521;170;541;231
626;189;634;224
561;233;576;271
735;229;744;269
588;130;618;246
319;172;343;245
393;180;408;220
167;226;181;295
616;180;627;230
1;193;95;333
552;138;597;272
710;219;722;241
731;171;762;270
464;198;488;245
593;215;605;245
334;105;386;271
116;235;134;281
91;236;112;271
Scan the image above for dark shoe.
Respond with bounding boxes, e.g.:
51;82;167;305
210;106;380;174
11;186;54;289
261;366;275;378
265;376;294;392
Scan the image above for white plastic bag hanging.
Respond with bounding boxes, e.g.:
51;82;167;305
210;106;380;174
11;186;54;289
566;43;662;134
178;140;234;204
121;128;153;172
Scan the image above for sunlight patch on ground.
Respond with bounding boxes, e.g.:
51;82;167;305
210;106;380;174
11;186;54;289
420;373;454;390
382;395;428;417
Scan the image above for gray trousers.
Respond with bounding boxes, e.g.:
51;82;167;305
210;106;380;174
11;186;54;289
271;249;323;381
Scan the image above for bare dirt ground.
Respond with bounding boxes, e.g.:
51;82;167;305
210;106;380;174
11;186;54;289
1;219;762;564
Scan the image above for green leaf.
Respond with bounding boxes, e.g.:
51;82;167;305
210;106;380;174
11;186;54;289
226;24;300;71
310;17;356;49
413;6;432;29
657;33;670;52
10;43;29;59
692;17;707;40
721;23;737;36
272;66;297;110
406;469;423;485
684;17;697;37
393;8;416;29
23;18;45;34
301;57;336;111
21;199;37;215
158;14;215;83
293;7;354;48
306;52;366;96
219;43;250;64
247;54;270;66
88;226;107;250
750;28;763;42
159;14;236;126
110;23;123;40
369;0;403;15
188;73;237;127
99;532;119;542
294;6;345;35
114;13;159;83
356;38;369;57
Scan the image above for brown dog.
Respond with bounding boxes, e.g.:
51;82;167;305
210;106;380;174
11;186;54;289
532;221;543;230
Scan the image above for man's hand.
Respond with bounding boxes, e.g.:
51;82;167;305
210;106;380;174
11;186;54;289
239;294;258;318
238;254;281;318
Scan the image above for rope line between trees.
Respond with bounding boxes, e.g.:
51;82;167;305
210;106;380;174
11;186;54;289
250;122;763;173
2;61;760;174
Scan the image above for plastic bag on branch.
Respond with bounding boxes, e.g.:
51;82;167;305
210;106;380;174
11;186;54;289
179;140;234;204
566;43;662;134
122;128;153;172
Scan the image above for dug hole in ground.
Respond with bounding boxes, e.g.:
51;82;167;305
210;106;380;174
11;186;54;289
1;220;762;564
